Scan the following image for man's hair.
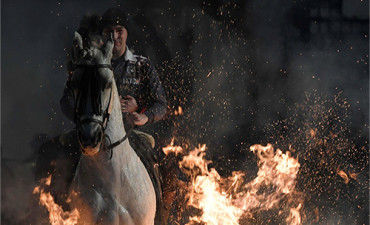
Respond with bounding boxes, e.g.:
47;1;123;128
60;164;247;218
98;8;129;32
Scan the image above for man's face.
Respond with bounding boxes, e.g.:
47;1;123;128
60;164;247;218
102;25;128;59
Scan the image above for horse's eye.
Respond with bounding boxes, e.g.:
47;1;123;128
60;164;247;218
103;30;112;37
105;81;113;89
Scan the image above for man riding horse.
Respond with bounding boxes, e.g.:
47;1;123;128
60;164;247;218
59;8;183;224
61;9;166;141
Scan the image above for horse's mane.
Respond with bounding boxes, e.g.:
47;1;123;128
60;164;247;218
77;13;102;48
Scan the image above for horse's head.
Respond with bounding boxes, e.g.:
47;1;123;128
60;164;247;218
70;32;115;156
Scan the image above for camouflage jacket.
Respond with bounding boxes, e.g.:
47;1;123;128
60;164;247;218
60;47;167;124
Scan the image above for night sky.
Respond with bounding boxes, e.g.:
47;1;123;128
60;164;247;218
2;0;369;224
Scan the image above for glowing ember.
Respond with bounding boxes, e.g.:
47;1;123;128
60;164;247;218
349;172;358;180
165;143;302;224
174;106;183;115
338;170;349;184
309;129;316;138
33;175;79;225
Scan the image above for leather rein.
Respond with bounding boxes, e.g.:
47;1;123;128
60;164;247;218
73;64;131;158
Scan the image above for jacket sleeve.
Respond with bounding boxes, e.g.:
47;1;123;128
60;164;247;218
141;60;167;124
60;77;75;122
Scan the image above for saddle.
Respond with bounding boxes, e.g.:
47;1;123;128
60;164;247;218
127;130;165;225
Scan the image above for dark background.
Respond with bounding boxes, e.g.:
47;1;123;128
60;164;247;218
1;0;369;224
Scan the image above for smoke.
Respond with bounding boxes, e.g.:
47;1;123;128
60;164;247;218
2;0;368;224
1;160;46;224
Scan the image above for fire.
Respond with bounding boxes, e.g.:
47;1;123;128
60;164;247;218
163;138;184;156
33;175;79;225
165;143;302;224
286;203;302;225
181;145;244;225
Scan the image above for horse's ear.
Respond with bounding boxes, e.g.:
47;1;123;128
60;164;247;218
72;32;84;62
103;34;114;59
73;32;83;51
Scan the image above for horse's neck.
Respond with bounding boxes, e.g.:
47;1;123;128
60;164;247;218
104;83;126;143
76;83;128;183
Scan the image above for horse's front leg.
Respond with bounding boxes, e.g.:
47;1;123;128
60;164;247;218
95;209;121;225
93;197;122;225
71;190;120;225
117;204;135;225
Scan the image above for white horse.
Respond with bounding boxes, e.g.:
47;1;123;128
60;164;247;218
67;32;156;225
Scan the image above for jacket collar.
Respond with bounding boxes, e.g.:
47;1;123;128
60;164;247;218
123;47;137;62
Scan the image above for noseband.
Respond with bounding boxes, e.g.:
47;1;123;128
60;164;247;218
73;64;130;158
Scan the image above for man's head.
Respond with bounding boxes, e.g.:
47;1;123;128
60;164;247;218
99;8;129;60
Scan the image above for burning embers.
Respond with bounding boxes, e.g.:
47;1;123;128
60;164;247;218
165;142;302;225
33;175;79;225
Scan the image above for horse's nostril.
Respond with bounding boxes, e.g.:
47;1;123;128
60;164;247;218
77;124;103;149
77;129;93;147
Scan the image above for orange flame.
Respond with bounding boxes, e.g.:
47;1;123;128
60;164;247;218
182;145;243;225
163;138;184;156
33;175;79;225
286;203;302;225
166;143;302;224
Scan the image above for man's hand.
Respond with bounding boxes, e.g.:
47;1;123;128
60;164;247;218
120;95;138;113
126;112;148;126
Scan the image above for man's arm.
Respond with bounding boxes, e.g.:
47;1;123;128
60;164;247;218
142;60;167;124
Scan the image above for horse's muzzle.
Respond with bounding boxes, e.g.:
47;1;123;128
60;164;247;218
77;123;103;156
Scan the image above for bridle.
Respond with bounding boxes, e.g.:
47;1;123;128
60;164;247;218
73;64;131;158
